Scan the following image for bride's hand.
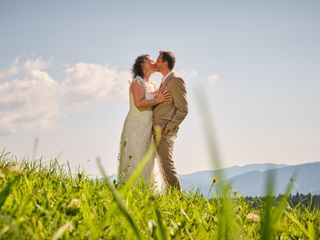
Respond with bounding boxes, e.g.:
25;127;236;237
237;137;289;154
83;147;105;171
155;90;170;103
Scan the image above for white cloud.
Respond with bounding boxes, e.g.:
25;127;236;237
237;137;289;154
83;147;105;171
24;57;51;71
177;69;199;82
0;58;59;133
0;58;20;80
0;57;130;135
208;74;220;85
61;63;130;107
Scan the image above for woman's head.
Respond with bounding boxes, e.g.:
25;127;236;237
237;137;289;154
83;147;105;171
132;54;156;78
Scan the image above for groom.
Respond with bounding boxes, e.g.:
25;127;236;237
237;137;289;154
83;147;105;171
153;51;188;190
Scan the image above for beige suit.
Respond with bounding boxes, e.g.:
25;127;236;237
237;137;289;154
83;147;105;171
153;72;188;189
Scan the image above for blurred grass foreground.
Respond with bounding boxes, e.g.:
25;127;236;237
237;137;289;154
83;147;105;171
0;151;319;239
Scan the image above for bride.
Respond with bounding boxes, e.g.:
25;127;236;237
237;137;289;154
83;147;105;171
118;54;169;186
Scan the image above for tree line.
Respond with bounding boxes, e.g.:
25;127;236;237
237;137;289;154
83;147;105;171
245;193;320;209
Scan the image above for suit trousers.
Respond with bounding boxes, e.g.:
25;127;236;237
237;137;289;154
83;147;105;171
156;131;181;190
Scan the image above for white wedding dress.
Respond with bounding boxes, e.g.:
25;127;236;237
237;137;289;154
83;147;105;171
118;76;162;188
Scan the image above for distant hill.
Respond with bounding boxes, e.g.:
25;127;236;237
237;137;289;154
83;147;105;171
179;162;320;197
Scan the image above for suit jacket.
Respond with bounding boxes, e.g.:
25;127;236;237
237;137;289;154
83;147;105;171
153;72;188;132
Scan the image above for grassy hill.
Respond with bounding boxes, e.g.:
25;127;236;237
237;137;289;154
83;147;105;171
1;154;319;239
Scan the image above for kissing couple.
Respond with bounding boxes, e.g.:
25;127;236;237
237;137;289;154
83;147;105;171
118;51;188;191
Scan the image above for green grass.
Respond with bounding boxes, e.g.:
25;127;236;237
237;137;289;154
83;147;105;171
1;152;319;239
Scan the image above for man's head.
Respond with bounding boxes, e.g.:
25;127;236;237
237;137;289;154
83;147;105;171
156;51;175;74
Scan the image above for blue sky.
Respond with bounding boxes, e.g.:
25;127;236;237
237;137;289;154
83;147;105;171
1;0;319;176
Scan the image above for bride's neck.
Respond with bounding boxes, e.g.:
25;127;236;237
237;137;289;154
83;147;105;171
144;72;151;82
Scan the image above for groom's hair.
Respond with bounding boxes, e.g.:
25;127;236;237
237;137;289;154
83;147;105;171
160;51;175;70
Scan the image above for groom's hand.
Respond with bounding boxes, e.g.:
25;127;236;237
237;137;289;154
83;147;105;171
162;128;170;135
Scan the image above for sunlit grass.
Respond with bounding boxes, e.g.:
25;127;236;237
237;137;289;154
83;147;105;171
0;151;319;239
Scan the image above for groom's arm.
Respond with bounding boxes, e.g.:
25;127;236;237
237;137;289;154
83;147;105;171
165;78;188;132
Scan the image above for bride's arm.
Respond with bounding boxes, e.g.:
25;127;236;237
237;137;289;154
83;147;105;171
131;81;168;109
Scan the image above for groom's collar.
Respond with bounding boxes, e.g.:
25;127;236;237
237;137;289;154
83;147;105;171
162;71;174;82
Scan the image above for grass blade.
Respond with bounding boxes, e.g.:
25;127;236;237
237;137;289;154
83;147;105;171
96;157;142;239
154;199;168;240
285;211;314;239
52;222;72;240
260;170;276;240
195;87;240;239
272;173;297;223
0;175;21;208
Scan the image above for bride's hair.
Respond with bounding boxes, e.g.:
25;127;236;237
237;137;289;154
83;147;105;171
132;54;150;79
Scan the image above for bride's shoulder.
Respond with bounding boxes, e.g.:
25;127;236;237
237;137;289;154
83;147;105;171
132;76;144;85
130;76;145;90
130;76;143;85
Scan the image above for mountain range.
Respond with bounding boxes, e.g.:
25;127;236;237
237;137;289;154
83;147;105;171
180;162;320;197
